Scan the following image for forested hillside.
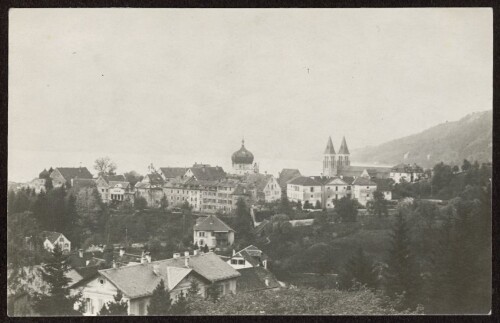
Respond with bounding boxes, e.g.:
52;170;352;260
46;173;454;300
352;110;492;168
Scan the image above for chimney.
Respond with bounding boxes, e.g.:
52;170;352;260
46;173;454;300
112;260;117;269
119;247;125;257
193;250;198;256
265;278;269;287
232;249;236;256
173;253;181;259
184;251;190;267
86;260;90;266
78;249;84;258
141;256;146;264
145;252;151;263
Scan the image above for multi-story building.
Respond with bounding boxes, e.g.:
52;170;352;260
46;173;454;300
50;167;93;188
351;170;378;206
323;177;352;208
95;175;134;204
390;163;424;183
242;173;282;203
134;173;165;208
72;251;240;316
193;215;235;249
287;176;323;207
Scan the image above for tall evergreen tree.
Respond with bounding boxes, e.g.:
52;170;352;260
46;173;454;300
170;291;189;314
187;280;201;299
278;193;292;215
147;279;172;315
368;190;388;217
384;211;421;311
33;245;82;316
338;247;378;290
98;291;128;316
234;198;254;242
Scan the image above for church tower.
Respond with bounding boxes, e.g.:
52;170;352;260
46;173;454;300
323;136;337;177
337;136;350;169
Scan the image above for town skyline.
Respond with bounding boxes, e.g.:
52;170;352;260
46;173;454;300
9;9;492;182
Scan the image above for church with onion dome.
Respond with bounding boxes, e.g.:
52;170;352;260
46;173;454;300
231;139;259;175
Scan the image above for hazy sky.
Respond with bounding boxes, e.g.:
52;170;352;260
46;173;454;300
9;8;492;181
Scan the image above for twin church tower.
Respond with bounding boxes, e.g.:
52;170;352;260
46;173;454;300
323;136;350;177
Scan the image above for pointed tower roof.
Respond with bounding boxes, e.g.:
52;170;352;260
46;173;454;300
324;136;336;154
338;136;350;154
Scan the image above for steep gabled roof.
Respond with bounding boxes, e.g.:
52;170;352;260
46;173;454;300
189;166;226;181
288;176;322;186
326;177;348;185
338;136;350;155
278;169;302;190
160;167;188;179
324;136;336;154
53;167;93;181
243;173;273;193
40;231;64;244
194;215;234;232
352;176;377;186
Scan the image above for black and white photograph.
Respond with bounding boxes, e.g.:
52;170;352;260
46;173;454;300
7;8;492;316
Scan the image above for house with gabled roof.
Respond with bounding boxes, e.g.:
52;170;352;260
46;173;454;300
185;164;226;182
193;215;235;249
236;267;281;293
324;177;352;208
242;173;281;203
71;251;240;316
40;231;71;254
351;170;378;206
159;167;188;181
50;167;93;188
227;245;269;270
278;168;302;193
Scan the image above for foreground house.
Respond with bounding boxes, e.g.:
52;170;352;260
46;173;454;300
72;251;240;316
50;167;93;188
193;215;235;249
40;231;71;254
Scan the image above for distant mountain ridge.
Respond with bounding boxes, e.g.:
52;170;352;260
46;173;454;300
351;110;492;169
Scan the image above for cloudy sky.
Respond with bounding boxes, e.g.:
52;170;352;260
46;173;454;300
9;8;492;181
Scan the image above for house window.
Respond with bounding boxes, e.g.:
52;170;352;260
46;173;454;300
101;189;104;192
310;187;314;192
59;237;64;242
231;259;238;265
335;186;338;191
199;232;205;237
238;259;245;265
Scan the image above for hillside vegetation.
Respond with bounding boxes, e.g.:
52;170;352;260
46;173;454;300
352;110;492;168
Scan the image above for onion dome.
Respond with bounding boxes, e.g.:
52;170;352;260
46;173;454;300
232;139;254;165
